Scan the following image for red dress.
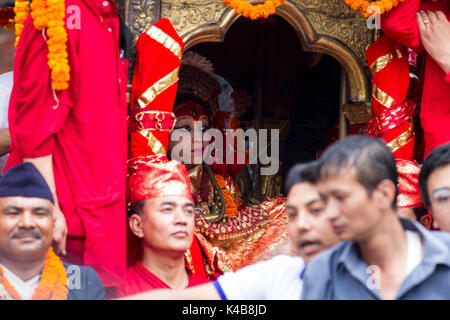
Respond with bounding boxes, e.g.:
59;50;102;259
114;262;210;298
6;0;128;287
382;0;450;157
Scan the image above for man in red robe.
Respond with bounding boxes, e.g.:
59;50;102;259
382;0;450;157
115;160;209;298
6;0;129;289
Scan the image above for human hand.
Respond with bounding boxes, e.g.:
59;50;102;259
53;204;67;255
229;91;252;119
417;10;450;74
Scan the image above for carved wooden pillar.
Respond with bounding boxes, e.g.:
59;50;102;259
120;0;161;79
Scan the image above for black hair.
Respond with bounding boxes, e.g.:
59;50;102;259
130;200;147;216
317;135;398;209
284;161;319;194
418;143;450;208
412;206;428;220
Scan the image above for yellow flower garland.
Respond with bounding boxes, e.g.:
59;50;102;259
344;0;439;18
44;0;70;90
30;0;48;30
14;0;70;91
222;0;286;20
214;173;239;218
0;247;68;300
343;0;404;18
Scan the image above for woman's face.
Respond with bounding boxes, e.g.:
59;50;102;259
168;117;210;168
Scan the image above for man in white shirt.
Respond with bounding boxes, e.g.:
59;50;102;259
121;161;340;300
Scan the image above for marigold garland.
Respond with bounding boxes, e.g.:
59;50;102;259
13;0;70;90
34;0;70;90
343;0;403;17
344;0;439;18
214;173;239;218
0;247;68;300
222;0;286;20
13;0;29;47
30;0;48;30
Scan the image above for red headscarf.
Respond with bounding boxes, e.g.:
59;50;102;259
128;160;193;204
396;159;423;209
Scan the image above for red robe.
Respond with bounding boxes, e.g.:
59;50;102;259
382;0;450;157
6;0;128;287
114;262;210;298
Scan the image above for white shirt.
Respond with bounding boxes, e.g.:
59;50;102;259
406;230;422;275
0;71;13;173
215;255;305;300
1;264;40;300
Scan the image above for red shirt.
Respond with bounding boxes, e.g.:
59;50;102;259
114;262;211;298
6;0;128;287
382;0;450;157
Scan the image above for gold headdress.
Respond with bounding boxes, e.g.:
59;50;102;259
176;52;221;116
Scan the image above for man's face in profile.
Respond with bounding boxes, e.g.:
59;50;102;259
130;196;195;253
317;168;384;243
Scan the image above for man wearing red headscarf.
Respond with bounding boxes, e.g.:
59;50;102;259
115;160;209;298
382;0;450;157
126;18;234;280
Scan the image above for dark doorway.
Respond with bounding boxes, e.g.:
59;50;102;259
189;15;342;196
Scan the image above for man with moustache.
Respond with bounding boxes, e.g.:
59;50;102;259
120;161;340;300
302;136;450;300
5;0;131;291
419;143;450;231
0;163;104;300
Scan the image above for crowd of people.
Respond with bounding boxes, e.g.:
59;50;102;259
0;0;449;300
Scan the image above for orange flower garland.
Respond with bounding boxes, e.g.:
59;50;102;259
44;0;70;90
14;0;70;90
214;173;239;218
30;0;48;30
344;0;405;17
13;0;30;47
0;7;15;30
222;0;286;20
0;247;68;300
32;0;70;90
344;0;439;17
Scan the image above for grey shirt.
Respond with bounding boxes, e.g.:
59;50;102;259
301;218;450;300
